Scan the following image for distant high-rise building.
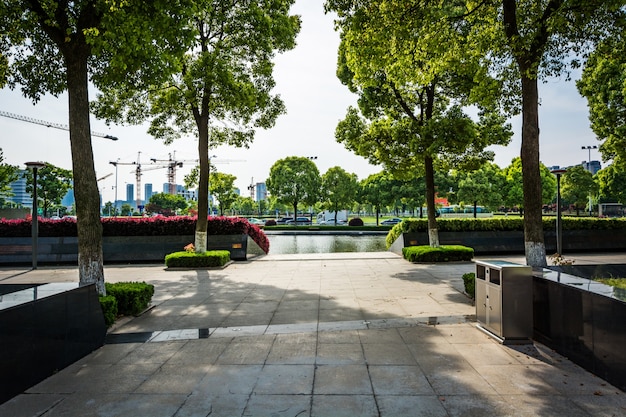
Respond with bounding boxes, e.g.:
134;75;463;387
61;189;75;208
7;170;30;207
255;183;267;202
582;160;601;175
126;183;134;203
144;183;153;203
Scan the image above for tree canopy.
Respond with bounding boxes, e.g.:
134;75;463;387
210;172;238;216
321;166;358;221
24;163;73;217
94;0;300;252
0;149;19;207
266;156;320;220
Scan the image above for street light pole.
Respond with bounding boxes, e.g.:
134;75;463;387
25;161;46;269
581;145;598;216
551;169;567;255
109;159;119;217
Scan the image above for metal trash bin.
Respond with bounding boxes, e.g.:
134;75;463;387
475;260;533;344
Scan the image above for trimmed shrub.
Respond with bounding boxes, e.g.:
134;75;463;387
98;295;118;326
105;282;155;316
348;217;364;226
402;245;474;262
165;250;231;268
462;272;476;299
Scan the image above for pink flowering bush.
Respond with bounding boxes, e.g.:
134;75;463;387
0;216;269;254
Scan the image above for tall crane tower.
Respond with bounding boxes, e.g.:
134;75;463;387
0;110;118;140
150;152;197;195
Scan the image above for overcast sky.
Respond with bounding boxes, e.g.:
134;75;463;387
0;0;601;205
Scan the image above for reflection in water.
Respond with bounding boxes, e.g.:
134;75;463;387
268;235;387;254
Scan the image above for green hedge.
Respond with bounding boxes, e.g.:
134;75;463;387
165;250;231;268
104;282;155;316
98;295;118;327
402;245;474;262
386;217;626;248
462;272;476;299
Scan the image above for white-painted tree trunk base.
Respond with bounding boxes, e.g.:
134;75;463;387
195;231;207;253
525;241;547;267
428;228;440;247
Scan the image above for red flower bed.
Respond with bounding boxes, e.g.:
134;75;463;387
0;216;269;254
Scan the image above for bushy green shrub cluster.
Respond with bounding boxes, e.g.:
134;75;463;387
165;250;231;268
99;295;118;326
104;282;155;316
462;272;476;299
402;245;474;262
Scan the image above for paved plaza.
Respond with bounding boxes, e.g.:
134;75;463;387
1;252;626;416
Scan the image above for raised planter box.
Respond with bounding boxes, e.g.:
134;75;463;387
0;234;260;265
533;267;626;391
390;230;626;255
0;282;106;404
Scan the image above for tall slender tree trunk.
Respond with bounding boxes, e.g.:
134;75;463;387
520;74;547;267
195;111;209;252
66;53;105;293
424;155;439;247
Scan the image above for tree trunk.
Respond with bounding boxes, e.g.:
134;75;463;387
424;155;440;247
195;113;209;252
66;54;105;294
520;74;547;267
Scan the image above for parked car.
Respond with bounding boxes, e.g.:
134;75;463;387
318;218;346;225
381;217;402;225
275;217;294;224
286;217;312;225
246;218;265;226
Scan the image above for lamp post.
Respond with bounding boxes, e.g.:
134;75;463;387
581;145;598;216
109;159;119;216
25;161;46;269
551;168;567;255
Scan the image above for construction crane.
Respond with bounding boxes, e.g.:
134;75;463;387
97;173;113;182
0;110;119;140
109;152;170;209
150;152;197;195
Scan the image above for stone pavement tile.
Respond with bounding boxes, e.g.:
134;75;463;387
314;364;373;395
362;342;417;365
273;332;317;345
28;363;160;395
221;311;274;327
376;395;448;417
253;364;315;395
358;328;404;344
316;343;365;365
271;309;319;324
473;364;562;395
317;320;367;333
538;364;621;395
436;323;495;344
502;394;597;417
278;299;320;311
398;325;449;345
453;342;520;367
211;325;268;338
163;340;229;365
266;342;317;365
116;340;186;365
231;300;280;314
244;394;311;417
266;322;318;334
369;365;435;396
318;308;365;322
73;342;139;366
317;329;360;344
42;392;188;417
311;395;378;417
0;393;64;417
569;393;626;416
214;336;274;365
134;364;211;394
422;365;499;396
174;393;248;417
438;394;514;417
194;365;263;395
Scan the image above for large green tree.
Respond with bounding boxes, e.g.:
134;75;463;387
561;165;599;216
0;149;19;207
24;163;73;217
502;157;556;212
145;192;189;217
0;1;190;293
595;160;626;205
577;33;626;162
95;0;300;253
327;1;512;246
320;166;358;223
266;156;320;221
455;163;506;216
210;172;238;216
359;172;396;225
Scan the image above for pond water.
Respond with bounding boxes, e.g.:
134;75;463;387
266;234;387;254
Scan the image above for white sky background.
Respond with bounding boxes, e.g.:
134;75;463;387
0;0;601;205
